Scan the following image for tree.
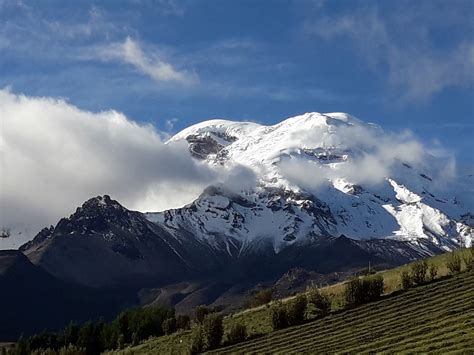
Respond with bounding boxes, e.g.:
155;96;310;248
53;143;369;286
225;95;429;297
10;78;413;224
446;252;462;274
227;323;247;344
286;294;307;326
306;286;331;317
176;315;191;330
410;260;428;285
189;326;203;354
59;344;87;355
162;317;177;335
270;302;288;330
344;275;384;306
195;305;210;324
344;278;363;306
400;270;412;289
77;321;102;354
366;275;384;301
252;288;273;306
428;263;438;281
463;247;474;271
202;314;224;350
62;322;80;347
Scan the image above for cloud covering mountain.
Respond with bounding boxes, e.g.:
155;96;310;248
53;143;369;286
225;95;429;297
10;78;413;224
0;89;217;246
0;89;470;249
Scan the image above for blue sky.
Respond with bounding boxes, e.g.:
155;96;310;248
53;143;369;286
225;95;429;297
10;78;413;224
1;0;473;162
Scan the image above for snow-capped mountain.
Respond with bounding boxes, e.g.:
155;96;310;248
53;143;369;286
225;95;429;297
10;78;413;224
150;112;472;252
20;112;472;288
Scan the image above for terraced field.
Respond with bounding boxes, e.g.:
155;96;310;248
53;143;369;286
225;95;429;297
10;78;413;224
212;271;474;354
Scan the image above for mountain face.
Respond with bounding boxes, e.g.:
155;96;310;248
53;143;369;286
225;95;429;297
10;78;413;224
162;112;472;251
20;112;473;291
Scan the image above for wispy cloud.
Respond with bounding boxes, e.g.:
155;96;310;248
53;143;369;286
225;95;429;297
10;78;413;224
165;117;179;131
97;37;199;85
304;4;474;101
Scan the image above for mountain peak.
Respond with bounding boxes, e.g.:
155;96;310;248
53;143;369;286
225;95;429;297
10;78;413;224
80;195;123;212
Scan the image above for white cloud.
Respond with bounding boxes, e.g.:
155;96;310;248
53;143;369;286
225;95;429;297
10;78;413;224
98;37;199;84
0;89;220;246
165;117;179;131
279;122;426;189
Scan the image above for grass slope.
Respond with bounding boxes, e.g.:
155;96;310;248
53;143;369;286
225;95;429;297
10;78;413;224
214;271;474;354
111;251;473;354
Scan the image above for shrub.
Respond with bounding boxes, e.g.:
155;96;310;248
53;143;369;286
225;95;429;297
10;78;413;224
366;275;384;301
446;252;462;274
162;317;177;335
58;344;86;355
344;275;384;306
270;302;288;330
400;270;412;289
189;326;204;354
344;278;363;306
201;314;224;350
286;294;307;326
227;323;247;344
410;260;428;285
176;315;191;330
428;263;438;281
253;288;273;306
195;305;210;324
62;322;80;347
463;247;474;271
306;286;331;317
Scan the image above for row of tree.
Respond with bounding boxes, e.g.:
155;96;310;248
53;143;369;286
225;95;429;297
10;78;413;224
401;247;474;289
10;306;185;354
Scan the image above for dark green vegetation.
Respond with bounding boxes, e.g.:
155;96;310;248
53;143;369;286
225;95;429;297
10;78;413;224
213;271;474;354
5;307;179;354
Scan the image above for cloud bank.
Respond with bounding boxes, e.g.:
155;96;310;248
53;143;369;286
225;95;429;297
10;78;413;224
0;89;217;246
279;121;437;191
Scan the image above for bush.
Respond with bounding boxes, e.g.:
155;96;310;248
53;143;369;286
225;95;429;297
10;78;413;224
58;344;86;355
366;275;384;301
270;302;288;330
201;314;224;350
252;288;273;306
286;294;307;326
162;317;177;335
344;275;384;306
400;270;412;289
226;323;247;344
446;252;462;274
176;315;191;330
463;247;474;271
410;260;428;285
306;286;331;317
428;263;438;281
195;305;210;324
189;326;203;354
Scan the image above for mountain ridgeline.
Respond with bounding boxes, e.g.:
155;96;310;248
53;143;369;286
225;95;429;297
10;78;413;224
3;112;473;340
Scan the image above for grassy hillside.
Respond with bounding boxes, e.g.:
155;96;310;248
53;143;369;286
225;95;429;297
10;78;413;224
214;271;474;354
111;250;473;354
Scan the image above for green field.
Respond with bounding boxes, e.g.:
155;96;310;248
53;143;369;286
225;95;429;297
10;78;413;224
110;250;474;354
213;271;474;354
